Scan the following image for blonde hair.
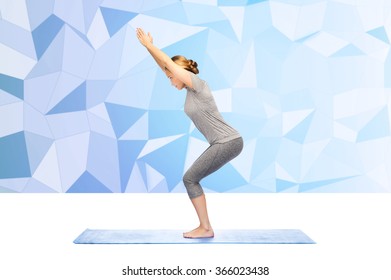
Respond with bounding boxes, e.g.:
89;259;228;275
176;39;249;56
171;55;199;74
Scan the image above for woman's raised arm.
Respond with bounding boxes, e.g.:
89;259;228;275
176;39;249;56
136;28;193;89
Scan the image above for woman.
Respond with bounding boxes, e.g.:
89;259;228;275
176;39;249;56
136;28;243;238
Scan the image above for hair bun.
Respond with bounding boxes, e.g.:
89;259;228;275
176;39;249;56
189;59;197;67
188;59;199;74
171;55;199;74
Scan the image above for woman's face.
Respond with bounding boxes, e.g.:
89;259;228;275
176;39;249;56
165;71;185;90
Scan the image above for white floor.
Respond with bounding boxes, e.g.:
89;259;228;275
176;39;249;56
1;193;390;280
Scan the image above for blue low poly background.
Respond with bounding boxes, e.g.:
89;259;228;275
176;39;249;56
1;0;390;193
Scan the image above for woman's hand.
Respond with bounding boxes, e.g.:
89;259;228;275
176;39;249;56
136;28;153;47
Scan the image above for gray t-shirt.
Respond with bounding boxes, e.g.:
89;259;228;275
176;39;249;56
184;73;241;144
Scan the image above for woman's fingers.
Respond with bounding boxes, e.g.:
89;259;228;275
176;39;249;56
137;28;147;40
136;28;153;47
136;28;144;38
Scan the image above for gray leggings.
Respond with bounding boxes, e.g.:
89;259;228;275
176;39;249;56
183;137;243;199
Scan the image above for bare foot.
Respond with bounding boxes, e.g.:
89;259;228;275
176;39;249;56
183;226;214;238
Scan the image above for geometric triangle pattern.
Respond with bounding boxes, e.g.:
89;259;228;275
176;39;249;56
100;7;138;37
47;82;86;115
1;1;390;193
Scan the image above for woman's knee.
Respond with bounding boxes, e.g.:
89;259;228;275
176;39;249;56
183;172;195;188
183;172;203;198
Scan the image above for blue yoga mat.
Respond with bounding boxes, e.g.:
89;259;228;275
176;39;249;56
73;229;315;244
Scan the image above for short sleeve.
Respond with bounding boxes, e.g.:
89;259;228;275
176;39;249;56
189;72;205;93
